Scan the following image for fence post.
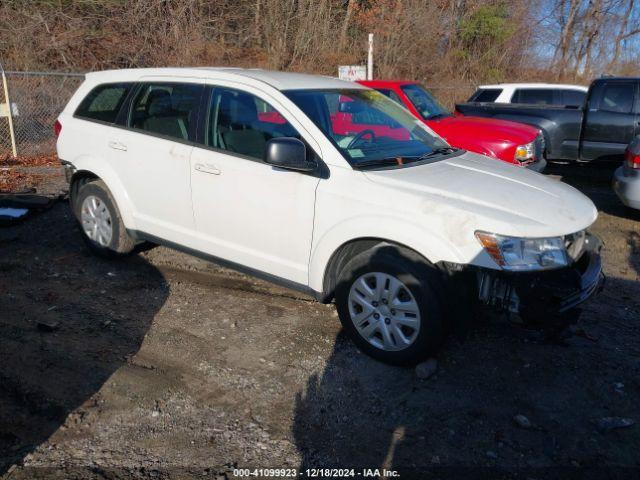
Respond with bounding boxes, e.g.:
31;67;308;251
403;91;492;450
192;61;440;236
1;66;18;158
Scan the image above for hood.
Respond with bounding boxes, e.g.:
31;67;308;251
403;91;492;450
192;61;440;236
363;152;597;239
428;114;539;145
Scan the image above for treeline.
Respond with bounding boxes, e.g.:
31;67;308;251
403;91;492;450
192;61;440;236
0;0;639;85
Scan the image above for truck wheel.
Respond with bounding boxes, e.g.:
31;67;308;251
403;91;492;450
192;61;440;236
335;244;445;365
73;179;136;257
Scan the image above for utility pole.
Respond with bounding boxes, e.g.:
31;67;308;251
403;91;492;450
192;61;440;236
367;33;374;80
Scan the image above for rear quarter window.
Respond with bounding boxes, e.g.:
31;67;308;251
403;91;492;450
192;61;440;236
469;88;502;102
75;83;133;123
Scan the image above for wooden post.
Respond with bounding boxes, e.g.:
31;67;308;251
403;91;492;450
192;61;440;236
1;67;17;158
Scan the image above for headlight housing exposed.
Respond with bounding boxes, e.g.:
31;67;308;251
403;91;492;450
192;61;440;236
514;141;535;163
475;231;585;271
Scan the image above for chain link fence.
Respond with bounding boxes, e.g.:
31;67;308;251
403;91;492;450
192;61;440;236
0;71;84;158
0;71;475;159
427;85;476;111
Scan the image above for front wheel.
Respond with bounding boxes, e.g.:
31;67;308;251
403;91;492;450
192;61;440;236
335;244;445;365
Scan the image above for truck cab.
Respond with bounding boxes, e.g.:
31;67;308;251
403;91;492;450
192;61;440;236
580;78;640;161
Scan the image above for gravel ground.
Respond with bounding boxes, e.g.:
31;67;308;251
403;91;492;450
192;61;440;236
0;164;639;479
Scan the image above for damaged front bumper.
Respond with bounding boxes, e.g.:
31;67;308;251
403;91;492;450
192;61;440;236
476;233;604;321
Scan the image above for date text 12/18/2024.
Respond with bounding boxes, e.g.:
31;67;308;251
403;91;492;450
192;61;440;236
233;468;400;478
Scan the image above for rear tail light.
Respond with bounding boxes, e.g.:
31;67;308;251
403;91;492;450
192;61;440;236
54;119;62;138
624;149;640;169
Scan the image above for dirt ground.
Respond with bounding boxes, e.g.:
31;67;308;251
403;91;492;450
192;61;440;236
1;164;639;479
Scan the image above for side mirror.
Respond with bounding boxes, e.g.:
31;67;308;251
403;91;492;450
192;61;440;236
264;137;316;172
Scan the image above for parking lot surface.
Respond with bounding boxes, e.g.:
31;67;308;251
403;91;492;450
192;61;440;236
1;165;639;479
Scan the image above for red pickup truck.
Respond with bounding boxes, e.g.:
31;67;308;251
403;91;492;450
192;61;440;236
356;80;546;171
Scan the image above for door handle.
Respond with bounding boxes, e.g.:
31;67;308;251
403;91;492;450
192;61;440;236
108;141;127;151
195;163;221;175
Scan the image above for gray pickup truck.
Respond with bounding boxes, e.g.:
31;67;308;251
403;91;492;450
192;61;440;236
456;77;640;163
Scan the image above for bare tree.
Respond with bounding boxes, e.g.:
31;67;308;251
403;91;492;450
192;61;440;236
0;0;639;103
609;0;640;70
553;0;582;78
339;0;357;50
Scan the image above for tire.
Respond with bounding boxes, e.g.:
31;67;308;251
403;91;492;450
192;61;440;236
335;243;446;366
73;179;136;257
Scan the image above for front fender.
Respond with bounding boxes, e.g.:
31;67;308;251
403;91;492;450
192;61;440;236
468;142;502;161
463;142;495;158
308;215;465;292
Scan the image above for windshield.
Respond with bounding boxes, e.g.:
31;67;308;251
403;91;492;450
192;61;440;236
284;88;452;167
400;84;450;120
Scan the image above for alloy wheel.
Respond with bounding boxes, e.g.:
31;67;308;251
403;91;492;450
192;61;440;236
80;195;113;247
348;272;421;351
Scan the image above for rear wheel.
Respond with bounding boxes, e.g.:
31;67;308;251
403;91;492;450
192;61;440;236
73;180;136;257
335;244;445;365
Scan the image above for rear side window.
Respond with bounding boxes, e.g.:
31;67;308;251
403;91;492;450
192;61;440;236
469;88;502;102
75;83;132;123
129;83;203;141
512;89;555;105
561;89;586;107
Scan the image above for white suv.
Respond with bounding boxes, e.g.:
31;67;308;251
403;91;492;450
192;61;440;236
469;83;588;107
57;68;603;365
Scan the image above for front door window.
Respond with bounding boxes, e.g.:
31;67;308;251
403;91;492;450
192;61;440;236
207;87;301;160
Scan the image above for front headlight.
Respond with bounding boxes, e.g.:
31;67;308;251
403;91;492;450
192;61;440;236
514;141;535;163
475;231;571;271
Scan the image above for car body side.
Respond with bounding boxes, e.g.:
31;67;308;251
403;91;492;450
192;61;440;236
58;69;596;304
57;70;480;298
613;137;640;210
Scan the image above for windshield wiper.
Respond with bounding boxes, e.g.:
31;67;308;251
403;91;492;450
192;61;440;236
352;157;419;170
418;146;460;160
425;113;451;120
353;149;459;169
